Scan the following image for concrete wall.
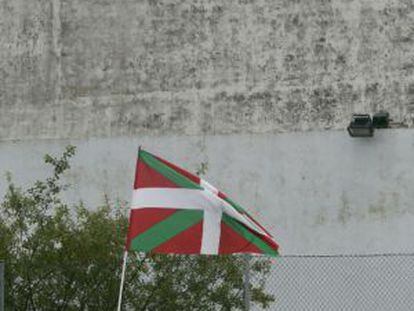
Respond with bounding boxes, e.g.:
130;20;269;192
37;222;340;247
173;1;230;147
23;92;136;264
1;0;414;140
1;0;414;255
1;129;414;255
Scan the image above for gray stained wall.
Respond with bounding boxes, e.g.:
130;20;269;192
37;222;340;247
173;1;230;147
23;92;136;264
1;0;414;256
1;0;414;141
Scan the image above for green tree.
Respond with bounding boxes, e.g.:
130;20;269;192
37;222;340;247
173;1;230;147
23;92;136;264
0;146;274;310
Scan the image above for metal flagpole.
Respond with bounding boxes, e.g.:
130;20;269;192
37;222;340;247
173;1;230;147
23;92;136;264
117;145;141;310
116;250;128;311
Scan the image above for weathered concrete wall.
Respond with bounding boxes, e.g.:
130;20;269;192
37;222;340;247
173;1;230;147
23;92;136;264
1;0;414;140
1;0;414;255
1;129;414;255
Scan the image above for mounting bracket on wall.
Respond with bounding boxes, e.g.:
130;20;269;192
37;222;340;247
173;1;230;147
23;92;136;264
347;111;390;137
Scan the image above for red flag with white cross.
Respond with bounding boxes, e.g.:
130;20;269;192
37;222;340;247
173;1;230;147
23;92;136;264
125;149;279;256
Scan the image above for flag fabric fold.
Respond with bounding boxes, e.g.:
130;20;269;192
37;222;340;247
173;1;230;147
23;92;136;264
126;149;279;256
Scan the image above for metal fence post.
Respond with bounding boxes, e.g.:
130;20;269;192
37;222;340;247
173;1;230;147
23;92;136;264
0;261;4;311
243;255;251;311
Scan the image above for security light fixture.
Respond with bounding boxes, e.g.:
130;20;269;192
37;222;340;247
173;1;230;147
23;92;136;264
347;114;374;137
372;111;390;128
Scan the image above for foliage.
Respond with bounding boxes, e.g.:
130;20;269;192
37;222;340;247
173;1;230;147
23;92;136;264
0;146;274;310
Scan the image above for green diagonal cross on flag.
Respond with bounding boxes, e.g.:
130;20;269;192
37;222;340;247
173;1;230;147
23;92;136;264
125;149;279;256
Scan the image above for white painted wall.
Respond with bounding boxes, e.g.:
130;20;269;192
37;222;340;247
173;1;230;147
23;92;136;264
1;129;413;255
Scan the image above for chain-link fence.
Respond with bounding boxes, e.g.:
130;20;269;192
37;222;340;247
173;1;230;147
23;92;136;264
250;253;414;311
3;253;414;310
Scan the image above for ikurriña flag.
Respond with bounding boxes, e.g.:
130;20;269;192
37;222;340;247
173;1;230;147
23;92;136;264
125;149;279;256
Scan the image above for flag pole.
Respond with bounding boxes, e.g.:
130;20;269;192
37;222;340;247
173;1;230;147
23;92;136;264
117;145;141;311
116;250;128;311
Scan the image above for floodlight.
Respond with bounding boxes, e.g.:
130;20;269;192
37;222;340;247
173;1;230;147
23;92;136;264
347;114;374;137
372;111;390;128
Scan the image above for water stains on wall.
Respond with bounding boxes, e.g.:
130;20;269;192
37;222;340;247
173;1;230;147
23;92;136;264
1;0;414;141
